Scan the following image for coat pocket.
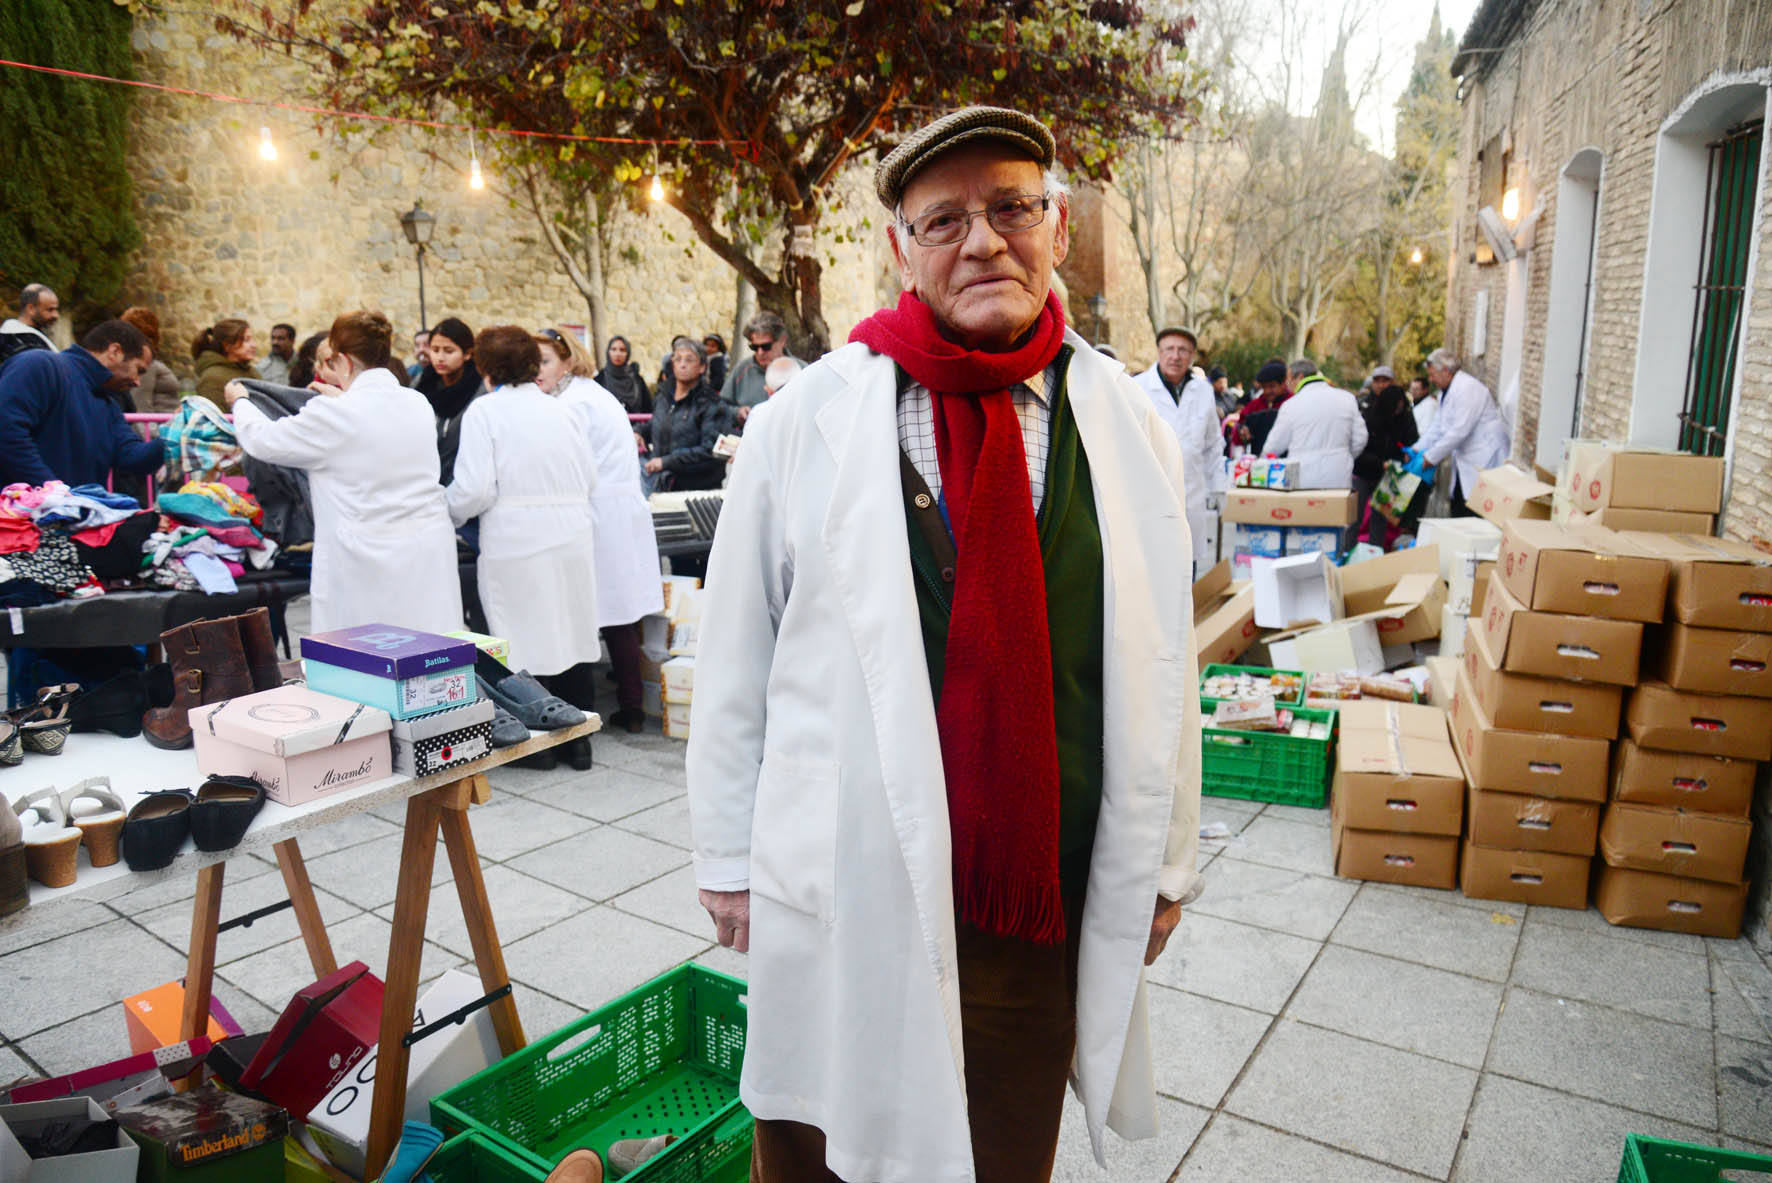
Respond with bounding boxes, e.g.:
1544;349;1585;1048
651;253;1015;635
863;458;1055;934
749;752;840;924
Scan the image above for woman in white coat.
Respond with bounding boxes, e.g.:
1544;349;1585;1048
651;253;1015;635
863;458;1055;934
225;311;461;636
445;326;600;768
536;328;663;734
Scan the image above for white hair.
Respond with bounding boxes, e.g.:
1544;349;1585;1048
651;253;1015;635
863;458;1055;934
1426;347;1460;372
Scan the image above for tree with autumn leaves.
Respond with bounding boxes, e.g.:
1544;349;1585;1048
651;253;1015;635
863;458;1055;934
221;0;1203;355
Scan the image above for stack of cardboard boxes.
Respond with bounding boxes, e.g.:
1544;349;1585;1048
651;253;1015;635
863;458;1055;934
1594;531;1772;937
642;574;700;738
1222;489;1358;580
1330;700;1467;888
1451;522;1665;909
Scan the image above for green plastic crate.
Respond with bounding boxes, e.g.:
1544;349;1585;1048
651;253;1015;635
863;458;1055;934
1200;663;1307;706
1619;1134;1772;1182
424;1132;548;1182
431;965;750;1183
1199;697;1336;807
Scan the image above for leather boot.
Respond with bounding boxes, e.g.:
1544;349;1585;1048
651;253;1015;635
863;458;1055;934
233;608;285;693
141;619;255;749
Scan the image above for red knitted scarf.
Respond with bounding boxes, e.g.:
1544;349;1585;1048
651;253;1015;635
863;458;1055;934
850;289;1068;945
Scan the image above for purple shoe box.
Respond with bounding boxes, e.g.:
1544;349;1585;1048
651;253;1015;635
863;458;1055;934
299;624;477;680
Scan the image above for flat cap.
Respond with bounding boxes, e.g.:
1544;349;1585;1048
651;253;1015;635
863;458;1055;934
875;106;1055;210
1370;364;1395;380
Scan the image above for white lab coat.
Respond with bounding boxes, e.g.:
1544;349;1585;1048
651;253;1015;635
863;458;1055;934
231;367;461;636
1132;366;1224;510
1262;377;1367;489
687;331;1204;1183
1417;369;1510;497
1413;392;1440;438
558;376;664;627
446;383;600;676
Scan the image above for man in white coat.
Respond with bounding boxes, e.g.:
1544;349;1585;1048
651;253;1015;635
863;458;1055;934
1262;359;1367;489
687;107;1204;1183
1417;347;1510;516
1133;326;1223;576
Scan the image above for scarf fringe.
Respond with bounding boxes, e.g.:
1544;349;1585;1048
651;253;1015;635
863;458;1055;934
956;873;1068;946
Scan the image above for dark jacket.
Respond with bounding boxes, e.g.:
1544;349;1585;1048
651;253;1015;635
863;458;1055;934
0;347;165;488
1353;385;1421;482
415;360;484;485
643;381;726;491
595;363;649;414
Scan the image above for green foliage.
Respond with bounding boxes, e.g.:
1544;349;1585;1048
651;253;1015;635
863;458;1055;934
0;0;141;323
221;0;1203;353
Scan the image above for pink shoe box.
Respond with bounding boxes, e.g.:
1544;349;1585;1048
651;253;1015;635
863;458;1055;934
190;685;393;807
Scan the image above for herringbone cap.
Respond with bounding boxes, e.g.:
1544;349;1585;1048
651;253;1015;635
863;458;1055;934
875;106;1055;210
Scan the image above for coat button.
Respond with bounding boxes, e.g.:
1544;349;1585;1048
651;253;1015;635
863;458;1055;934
914;493;933;510
941;566;956;582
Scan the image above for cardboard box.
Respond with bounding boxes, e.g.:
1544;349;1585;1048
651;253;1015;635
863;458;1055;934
1448;554;1496;617
1638;533;1772;632
664;709;692;741
1331;790;1460;887
1593;864;1747;938
305;971;502;1179
1418;518;1503;577
1470;464;1554;526
1462;621;1622;739
1282;525;1347;556
1252;553;1343;629
1478;572;1643;685
1339;546;1448;646
1648;623;1772;699
1624;681;1772;760
1221;488;1357;527
661;574;700;614
1566;442;1725;514
1460;841;1591;909
299;624;477;680
1610;737;1757;816
117;1089;287;1182
1440;605;1469;660
1576;507;1714;534
191;686;392;807
1497;521;1670;623
1336;699;1451;739
122;982;243;1057
443;629;509;666
1229;523;1286;559
661;656;697;703
390;698;496;778
1450;668;1610;801
1267;616;1385;676
1332;722;1464;836
0;1096;140;1181
240;962;383;1119
1466;785;1601;856
1599;801;1753;884
1425;656;1460;707
1195;583;1259;671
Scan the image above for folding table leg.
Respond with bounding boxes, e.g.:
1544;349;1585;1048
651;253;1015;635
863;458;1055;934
439;796;526;1056
173;861;226;1088
272;838;338;978
363;787;445;1180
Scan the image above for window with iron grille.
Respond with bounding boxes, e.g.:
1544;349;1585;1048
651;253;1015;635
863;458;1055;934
1678;120;1762;457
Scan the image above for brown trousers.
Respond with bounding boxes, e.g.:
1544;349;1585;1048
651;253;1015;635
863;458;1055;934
750;898;1084;1183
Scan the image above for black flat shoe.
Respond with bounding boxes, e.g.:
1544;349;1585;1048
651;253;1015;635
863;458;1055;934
122;791;192;872
190;775;266;852
513;750;559;771
560;736;594;771
612;708;647;735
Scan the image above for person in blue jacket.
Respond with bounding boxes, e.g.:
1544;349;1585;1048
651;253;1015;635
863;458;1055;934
0;319;164;488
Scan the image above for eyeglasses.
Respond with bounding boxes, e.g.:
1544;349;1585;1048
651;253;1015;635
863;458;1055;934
748;339;779;354
900;194;1051;247
539;328;564;342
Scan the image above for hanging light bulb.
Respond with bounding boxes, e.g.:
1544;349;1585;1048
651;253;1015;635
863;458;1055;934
649;173;665;202
258;126;277;162
1501;186;1521;222
468;129;485;191
1409;246;1424;266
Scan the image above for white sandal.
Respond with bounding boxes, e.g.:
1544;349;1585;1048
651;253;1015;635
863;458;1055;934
12;787;82;888
60;777;127;869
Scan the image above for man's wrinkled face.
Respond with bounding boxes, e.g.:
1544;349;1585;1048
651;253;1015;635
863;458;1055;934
1157;334;1194;384
890;143;1068;351
25;292;58;329
1427;362;1453;391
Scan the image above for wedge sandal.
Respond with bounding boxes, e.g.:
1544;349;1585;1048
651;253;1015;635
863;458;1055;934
59;777;128;869
12;786;82;887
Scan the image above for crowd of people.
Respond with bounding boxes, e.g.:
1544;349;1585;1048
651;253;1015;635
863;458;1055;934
0;280;819;766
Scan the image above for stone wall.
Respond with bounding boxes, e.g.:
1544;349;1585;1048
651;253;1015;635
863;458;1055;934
122;7;891;380
1447;0;1772;545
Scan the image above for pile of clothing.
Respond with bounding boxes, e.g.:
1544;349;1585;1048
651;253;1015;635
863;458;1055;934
0;479;277;605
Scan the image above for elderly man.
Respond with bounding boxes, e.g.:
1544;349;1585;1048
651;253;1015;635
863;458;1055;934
1134;326;1223;575
1415;347;1509;516
761;355;803;398
1263;359;1366;489
688;107;1203;1183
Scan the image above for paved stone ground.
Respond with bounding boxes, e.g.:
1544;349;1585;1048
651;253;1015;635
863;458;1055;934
4;720;1770;1180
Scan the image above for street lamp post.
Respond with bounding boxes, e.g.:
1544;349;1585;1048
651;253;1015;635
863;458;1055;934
399;201;436;333
1086;292;1109;347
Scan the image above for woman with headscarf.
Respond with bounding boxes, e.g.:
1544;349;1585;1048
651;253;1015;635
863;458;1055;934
413;316;483;484
593;334;648;415
536;327;664;734
223;311;461;634
446;326;599;768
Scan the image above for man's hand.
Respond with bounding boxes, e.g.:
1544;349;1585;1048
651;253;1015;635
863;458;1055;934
1145;896;1182;966
700;889;751;954
644;457;665;475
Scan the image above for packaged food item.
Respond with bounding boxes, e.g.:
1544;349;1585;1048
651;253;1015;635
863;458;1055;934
1359;674;1416;702
1212;698;1276;729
